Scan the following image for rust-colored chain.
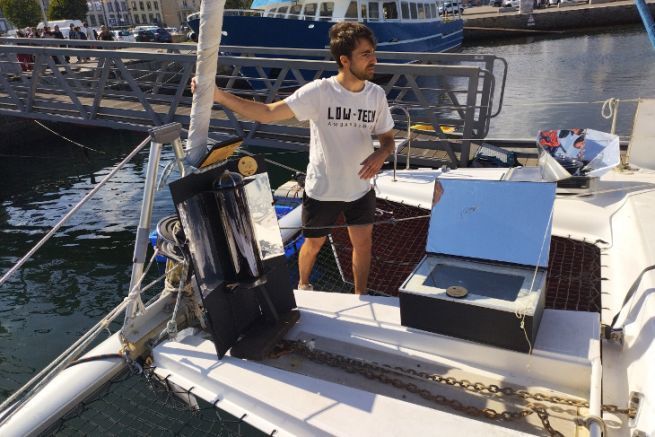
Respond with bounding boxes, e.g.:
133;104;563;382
270;340;565;436
379;363;635;418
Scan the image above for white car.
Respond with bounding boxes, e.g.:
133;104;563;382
548;0;584;5
438;1;464;15
503;0;520;8
113;30;135;42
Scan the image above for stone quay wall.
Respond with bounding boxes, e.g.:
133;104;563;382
464;2;655;40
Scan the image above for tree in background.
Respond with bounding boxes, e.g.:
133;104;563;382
225;0;250;9
47;0;87;20
0;0;41;28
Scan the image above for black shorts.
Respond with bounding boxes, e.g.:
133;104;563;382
302;189;376;238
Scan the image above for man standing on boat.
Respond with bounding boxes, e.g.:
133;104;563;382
191;23;396;295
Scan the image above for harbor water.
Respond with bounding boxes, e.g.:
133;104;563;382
1;24;654;416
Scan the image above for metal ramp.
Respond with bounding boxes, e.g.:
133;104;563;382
0;38;507;167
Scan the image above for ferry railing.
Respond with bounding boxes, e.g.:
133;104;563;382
224;9;265;17
0;38;506;167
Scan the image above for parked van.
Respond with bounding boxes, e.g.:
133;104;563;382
37;19;83;38
438;1;464;15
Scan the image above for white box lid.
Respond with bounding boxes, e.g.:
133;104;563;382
427;179;556;268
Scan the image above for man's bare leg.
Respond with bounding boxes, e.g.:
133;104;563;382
348;224;373;294
298;236;326;288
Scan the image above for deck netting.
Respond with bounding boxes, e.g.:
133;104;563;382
42;368;257;437
545;236;602;312
326;199;602;312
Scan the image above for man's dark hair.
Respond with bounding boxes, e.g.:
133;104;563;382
329;22;376;69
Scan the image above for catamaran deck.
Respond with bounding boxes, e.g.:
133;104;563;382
151;160;655;436
152;292;602;436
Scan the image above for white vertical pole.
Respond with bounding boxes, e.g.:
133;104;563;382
186;0;227;166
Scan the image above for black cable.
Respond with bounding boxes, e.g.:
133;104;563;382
65;353;124;369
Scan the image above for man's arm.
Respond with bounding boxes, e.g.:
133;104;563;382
358;130;396;180
191;77;295;123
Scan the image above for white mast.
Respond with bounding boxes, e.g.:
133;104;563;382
186;0;227;166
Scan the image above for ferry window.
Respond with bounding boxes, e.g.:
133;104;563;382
268;7;278;17
368;2;380;20
303;3;317;19
382;1;398;19
401;2;409;19
361;3;367;20
276;6;288;17
410;2;417;19
289;4;302;18
418;3;425;18
430;3;436;17
345;1;358;20
319;2;334;21
426;3;433;18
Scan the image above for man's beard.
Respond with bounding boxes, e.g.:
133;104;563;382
349;64;375;81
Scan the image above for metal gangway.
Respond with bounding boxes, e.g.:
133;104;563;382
0;38;507;167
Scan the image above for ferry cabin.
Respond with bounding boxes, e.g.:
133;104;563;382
253;0;461;22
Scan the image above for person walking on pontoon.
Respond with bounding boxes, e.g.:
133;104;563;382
191;22;396;295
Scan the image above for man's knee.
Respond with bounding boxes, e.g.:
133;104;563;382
348;225;373;251
301;236;326;255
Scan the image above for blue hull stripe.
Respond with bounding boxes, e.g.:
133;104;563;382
190;16;463;53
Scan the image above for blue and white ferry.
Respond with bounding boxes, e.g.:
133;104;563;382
188;0;463;52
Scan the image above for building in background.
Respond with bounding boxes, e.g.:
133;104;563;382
86;0;164;27
176;0;198;27
140;0;199;29
127;0;163;26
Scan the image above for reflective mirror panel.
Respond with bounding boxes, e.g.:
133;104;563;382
243;173;285;261
427;179;556;267
537;128;620;178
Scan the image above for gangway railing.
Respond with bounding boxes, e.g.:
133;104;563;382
0;38;507;167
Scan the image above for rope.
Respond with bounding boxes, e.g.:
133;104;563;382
0;136;150;288
601;98;618;120
601;98;620;135
34;120;106;154
235;149;306;175
159;258;189;341
515;205;555;355
503;97;640;107
278;213;431;231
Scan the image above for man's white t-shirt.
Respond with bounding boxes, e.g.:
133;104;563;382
284;77;394;202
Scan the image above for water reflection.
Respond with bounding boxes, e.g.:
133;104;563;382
462;25;655;140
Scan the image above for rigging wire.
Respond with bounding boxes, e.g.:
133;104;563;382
33;120;106;155
0;136;149;288
0;249;175;422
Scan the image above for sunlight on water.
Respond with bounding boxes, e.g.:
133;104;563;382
462;25;655;139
